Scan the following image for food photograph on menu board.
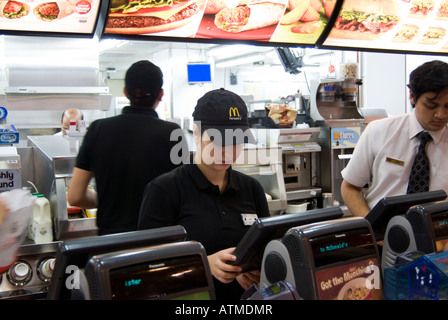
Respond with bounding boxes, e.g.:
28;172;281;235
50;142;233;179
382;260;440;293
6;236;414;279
0;0;102;35
103;0;207;37
103;0;338;46
323;0;448;54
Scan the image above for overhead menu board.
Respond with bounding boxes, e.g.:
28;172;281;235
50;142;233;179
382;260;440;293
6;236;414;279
102;0;340;46
0;0;103;37
322;0;448;54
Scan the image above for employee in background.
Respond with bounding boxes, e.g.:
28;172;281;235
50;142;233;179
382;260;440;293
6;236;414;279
138;88;270;300
55;108;83;135
68;60;188;235
341;60;448;217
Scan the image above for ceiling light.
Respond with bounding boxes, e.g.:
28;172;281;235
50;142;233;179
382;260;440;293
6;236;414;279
215;54;266;68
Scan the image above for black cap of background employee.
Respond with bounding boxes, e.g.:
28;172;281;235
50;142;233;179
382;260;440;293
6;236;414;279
192;88;256;146
125;60;163;99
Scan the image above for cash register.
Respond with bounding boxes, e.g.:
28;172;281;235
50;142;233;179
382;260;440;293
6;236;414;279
382;200;448;271
259;217;382;300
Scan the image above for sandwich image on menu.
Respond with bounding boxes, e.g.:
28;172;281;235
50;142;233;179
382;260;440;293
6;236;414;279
1;0;30;19
437;0;448;18
392;23;419;42
34;0;78;21
104;0;201;34
213;0;287;33
328;0;402;40
419;26;446;44
408;0;434;18
195;0;286;39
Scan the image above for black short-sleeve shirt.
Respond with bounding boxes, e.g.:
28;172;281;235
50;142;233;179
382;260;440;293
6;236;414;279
138;163;270;299
76;106;188;235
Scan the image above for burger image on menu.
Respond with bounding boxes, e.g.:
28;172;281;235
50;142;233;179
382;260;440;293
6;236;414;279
0;0;30;18
105;0;200;34
330;0;401;40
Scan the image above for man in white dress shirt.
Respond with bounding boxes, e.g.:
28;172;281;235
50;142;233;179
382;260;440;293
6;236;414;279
341;60;448;217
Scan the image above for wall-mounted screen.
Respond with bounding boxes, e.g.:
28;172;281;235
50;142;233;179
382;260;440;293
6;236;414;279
101;0;341;46
322;0;448;55
187;63;212;83
0;0;104;37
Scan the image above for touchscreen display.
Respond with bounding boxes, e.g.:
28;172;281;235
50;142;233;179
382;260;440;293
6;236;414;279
432;211;448;252
109;255;209;300
309;228;377;268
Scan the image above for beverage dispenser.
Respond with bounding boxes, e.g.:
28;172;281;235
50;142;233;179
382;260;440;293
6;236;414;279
310;63;364;208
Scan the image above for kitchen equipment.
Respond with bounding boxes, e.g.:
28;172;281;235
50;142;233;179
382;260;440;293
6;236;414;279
233;146;286;215
276;128;322;203
310;78;364;208
27;135;97;240
0;242;59;300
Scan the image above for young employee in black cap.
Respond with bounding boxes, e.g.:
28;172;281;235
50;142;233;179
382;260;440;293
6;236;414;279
68;60;188;235
138;88;270;300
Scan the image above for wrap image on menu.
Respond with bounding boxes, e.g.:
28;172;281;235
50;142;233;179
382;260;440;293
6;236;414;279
214;0;287;33
34;0;77;21
0;0;30;19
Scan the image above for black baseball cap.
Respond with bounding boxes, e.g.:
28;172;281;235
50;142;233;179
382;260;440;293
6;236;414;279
125;60;163;98
192;88;256;146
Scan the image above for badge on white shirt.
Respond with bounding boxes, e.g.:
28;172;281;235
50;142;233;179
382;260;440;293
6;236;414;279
241;213;258;226
385;157;404;166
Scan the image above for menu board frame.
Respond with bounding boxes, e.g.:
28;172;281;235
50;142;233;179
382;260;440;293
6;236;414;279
0;0;108;38
321;0;448;56
100;0;343;47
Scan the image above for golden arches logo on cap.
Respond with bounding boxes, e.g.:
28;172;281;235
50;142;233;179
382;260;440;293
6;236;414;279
229;107;242;120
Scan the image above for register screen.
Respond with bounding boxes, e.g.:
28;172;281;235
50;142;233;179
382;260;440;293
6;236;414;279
109;255;210;300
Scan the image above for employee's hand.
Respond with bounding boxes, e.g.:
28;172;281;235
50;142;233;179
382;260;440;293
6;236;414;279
208;248;242;284
236;270;260;290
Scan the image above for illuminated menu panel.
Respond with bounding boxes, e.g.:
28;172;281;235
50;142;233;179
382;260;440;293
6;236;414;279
102;0;340;45
0;0;102;36
323;0;448;54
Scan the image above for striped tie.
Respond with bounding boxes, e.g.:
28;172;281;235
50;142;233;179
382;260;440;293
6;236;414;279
407;131;432;194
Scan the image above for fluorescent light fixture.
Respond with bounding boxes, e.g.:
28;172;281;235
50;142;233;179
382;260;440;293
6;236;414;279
303;51;334;64
215;54;265;68
99;39;129;53
209;44;258;58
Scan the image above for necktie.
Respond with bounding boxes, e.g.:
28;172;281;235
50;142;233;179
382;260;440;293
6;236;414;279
407;131;432;194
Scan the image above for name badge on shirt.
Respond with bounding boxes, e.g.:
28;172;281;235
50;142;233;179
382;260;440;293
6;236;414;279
385;157;405;166
241;213;258;226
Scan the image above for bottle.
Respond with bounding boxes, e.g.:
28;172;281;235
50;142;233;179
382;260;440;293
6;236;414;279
30;194;53;244
69;119;77;134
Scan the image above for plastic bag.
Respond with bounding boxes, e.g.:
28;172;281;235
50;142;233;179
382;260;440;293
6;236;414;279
0;189;34;273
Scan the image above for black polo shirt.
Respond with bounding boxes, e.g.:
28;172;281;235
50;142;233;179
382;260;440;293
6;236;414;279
76;106;188;235
138;163;270;299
